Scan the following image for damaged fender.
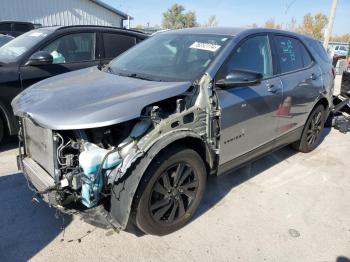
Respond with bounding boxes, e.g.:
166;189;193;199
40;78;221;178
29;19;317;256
108;73;220;229
109;130;214;229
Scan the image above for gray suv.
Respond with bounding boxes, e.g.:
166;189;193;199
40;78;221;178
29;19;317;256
12;27;334;235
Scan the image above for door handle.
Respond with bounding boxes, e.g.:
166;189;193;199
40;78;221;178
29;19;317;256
267;84;277;93
310;73;318;80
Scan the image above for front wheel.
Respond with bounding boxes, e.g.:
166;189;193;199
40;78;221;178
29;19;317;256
133;146;207;235
291;104;326;153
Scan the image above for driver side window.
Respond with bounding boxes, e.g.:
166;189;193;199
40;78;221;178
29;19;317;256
41;33;96;64
218;35;273;80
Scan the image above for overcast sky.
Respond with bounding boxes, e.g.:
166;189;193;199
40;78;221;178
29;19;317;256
105;0;349;36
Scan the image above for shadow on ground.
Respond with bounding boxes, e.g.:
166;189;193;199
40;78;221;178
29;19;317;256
337;257;350;262
0;136;17;153
0;172;72;262
194;127;331;222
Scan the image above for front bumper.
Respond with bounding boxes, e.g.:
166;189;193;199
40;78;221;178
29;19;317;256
17;155;55;202
17;154;122;230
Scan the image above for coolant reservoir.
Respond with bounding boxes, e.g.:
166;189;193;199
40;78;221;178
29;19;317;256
79;142;122;174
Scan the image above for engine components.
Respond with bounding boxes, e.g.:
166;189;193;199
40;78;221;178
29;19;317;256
79;142;122;207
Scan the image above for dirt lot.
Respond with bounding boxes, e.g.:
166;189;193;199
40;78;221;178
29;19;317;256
0;76;349;262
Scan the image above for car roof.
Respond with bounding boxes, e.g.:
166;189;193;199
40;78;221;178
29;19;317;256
161;27;317;41
0;21;33;24
37;25;147;37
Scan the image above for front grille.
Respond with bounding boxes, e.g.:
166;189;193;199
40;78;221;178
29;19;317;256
23;118;55;176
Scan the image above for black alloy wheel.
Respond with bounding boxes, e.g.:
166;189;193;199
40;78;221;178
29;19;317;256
132;145;207;235
149;162;199;225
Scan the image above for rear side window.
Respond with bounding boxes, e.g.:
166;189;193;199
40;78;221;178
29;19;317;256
274;36;304;73
299;42;313;67
308;40;330;63
13;23;32;32
0;23;11;31
103;33;136;59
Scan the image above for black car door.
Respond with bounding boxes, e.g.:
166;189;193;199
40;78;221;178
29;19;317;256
100;32;137;65
19;31;100;89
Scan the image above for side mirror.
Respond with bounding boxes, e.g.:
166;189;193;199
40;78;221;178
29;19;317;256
216;70;263;88
25;51;53;66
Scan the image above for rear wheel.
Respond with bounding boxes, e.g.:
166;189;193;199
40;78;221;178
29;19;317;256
133;146;207;235
0;117;4;143
291;104;326;153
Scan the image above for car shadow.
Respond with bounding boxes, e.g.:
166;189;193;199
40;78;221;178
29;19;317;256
193;127;332;222
337;256;350;262
0;136;18;153
0;172;72;262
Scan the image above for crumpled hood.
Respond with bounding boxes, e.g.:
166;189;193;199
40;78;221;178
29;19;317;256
12;67;191;130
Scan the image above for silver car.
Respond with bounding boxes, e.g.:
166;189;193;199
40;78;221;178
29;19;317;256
12;27;334;235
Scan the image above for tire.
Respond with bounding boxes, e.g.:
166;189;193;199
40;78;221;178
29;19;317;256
291;104;326;153
0;117;4;143
132;145;207;235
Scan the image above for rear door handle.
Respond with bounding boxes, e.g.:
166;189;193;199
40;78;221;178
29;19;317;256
310;73;318;80
267;84;277;93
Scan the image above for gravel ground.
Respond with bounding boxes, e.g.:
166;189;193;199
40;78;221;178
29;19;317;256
0;76;349;262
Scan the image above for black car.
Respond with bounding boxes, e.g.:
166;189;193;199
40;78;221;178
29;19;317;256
0;34;14;47
0;21;35;37
0;25;147;142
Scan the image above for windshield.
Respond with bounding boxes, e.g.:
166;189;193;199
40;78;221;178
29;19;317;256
0;29;51;63
109;33;231;81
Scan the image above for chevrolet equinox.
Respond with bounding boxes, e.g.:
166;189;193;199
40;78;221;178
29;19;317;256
12;27;334;235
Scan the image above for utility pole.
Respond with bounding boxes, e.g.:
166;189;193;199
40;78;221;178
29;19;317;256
323;0;338;49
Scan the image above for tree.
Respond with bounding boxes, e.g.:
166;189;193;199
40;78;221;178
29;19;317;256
285;17;297;32
162;4;198;29
134;24;143;30
264;19;281;29
204;15;218;27
330;34;350;43
297;13;328;40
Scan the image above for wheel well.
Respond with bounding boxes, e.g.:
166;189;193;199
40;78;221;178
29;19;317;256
158;137;214;173
0;109;8;136
315;97;329;110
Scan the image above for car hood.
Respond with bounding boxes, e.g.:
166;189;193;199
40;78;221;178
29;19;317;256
12;67;192;130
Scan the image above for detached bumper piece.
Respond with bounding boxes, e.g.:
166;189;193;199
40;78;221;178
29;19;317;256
328;95;350;133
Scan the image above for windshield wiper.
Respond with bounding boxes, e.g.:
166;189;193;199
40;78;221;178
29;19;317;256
125;73;154;81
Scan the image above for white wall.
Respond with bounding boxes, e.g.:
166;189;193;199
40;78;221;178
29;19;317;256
0;0;123;27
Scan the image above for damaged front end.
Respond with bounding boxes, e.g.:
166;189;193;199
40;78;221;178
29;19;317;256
16;73;220;230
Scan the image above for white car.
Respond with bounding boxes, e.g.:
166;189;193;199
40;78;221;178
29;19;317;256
333;45;348;57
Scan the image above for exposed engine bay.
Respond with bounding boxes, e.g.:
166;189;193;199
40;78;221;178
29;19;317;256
18;73;220;228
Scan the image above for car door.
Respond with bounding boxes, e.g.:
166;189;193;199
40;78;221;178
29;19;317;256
19;31;99;89
216;34;283;165
100;32;137;65
272;35;323;138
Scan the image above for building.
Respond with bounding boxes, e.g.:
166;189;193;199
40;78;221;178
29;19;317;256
0;0;131;28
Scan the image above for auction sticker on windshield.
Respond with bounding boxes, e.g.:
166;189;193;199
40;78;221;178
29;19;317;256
190;42;221;52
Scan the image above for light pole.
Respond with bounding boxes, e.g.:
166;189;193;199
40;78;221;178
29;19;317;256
323;0;338;49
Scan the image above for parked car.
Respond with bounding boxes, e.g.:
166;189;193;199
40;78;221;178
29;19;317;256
0;21;35;37
0;34;14;47
0;25;147;142
13;27;334;235
333;45;348;57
